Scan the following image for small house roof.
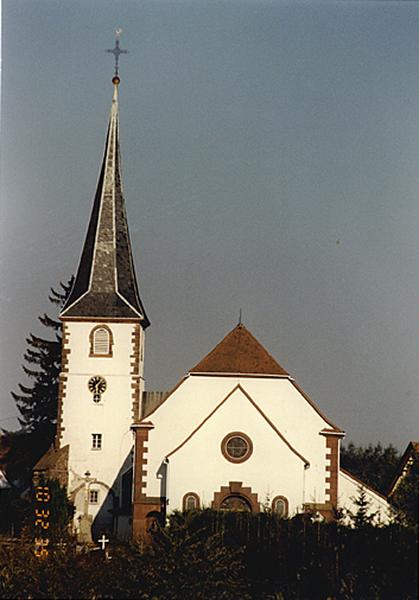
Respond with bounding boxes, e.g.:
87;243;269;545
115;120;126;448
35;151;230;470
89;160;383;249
388;441;419;496
33;445;69;471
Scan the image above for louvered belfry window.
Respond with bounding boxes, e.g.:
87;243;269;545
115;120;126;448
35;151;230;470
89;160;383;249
90;325;113;357
94;328;109;354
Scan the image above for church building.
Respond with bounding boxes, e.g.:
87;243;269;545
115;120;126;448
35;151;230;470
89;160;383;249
37;59;389;541
51;71;149;541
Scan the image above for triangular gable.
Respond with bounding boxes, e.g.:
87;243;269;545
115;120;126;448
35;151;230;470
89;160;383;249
140;371;343;438
190;324;289;376
166;384;309;466
388;441;419;496
340;468;388;502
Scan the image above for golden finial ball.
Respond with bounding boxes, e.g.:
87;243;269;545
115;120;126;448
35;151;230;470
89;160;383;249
112;76;120;85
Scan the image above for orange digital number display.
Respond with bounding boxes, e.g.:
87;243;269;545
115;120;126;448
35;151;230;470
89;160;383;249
34;485;50;557
34;537;49;558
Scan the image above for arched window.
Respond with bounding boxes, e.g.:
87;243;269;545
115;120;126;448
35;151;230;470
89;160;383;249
183;492;200;511
89;325;113;357
220;495;252;512
146;511;162;533
272;495;289;518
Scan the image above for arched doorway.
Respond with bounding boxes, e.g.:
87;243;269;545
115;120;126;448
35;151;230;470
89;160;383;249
220;494;252;512
212;481;259;512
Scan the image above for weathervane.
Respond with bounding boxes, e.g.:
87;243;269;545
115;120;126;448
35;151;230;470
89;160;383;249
106;28;128;83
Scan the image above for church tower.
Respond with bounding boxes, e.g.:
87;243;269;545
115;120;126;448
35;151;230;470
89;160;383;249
57;51;149;540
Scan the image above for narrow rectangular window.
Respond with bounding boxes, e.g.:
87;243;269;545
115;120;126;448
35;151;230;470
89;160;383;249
89;490;99;504
92;433;102;450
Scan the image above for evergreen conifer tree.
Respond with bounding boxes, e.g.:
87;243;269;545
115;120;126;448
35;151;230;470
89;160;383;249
11;278;73;437
3;278;73;482
341;442;400;494
349;487;377;527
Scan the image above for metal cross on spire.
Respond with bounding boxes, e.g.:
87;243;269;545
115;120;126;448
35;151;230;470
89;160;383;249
106;28;128;80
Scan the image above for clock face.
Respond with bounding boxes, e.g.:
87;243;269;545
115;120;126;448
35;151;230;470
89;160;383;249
88;376;107;395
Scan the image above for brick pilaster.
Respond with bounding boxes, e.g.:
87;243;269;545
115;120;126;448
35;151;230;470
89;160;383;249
132;422;161;540
55;322;71;448
130;324;142;421
320;428;345;508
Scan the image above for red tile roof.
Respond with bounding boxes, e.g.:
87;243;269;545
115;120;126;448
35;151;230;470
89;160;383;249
190;324;289;376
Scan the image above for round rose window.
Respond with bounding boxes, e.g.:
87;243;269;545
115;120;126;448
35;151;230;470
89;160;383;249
221;432;253;463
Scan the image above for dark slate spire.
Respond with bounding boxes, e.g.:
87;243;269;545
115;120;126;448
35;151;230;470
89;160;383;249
61;80;149;326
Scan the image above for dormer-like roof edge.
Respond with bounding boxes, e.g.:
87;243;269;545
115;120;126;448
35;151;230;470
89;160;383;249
188;372;291;379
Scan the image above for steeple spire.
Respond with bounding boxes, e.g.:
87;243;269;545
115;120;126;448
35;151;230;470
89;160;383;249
61;40;149;326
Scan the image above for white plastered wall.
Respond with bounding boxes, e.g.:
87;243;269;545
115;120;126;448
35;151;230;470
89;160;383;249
143;375;335;514
166;389;306;513
238;378;334;503
60;321;144;526
338;469;391;524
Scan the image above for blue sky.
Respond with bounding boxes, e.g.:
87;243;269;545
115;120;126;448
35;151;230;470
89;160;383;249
1;0;419;448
